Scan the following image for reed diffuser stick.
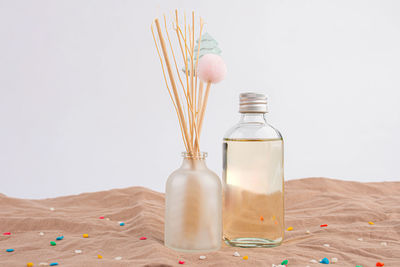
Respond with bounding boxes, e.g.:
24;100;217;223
198;82;211;134
151;25;190;152
197;80;204;125
154;19;193;152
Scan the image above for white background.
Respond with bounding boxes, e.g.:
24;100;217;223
1;0;399;199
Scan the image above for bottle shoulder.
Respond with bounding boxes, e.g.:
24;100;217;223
224;121;283;140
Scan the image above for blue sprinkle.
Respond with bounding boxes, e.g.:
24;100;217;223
119;222;125;226
56;236;64;240
6;249;14;252
320;257;330;264
49;263;58;266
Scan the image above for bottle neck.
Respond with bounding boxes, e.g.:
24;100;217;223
239;113;267;124
180;152;208;169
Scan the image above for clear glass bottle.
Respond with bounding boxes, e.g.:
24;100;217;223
222;92;284;247
165;152;222;252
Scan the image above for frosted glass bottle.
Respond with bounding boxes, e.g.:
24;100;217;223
165;152;222;252
222;92;284;247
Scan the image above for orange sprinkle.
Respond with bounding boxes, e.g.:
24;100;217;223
97;255;103;259
260;216;264;221
274;220;278;225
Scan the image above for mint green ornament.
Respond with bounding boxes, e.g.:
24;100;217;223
182;32;221;73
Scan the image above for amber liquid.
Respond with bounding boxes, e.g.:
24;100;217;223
222;138;284;247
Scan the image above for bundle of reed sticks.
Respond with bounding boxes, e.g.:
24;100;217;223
151;10;217;154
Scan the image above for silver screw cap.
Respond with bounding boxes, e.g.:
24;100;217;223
239;92;268;113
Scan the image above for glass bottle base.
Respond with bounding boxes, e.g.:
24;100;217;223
165;243;221;253
223;237;282;248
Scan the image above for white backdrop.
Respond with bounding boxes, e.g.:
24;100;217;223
1;0;399;199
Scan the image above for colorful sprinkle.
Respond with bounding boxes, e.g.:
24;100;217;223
3;232;11;235
49;263;58;266
320;224;328;227
355;265;363;267
286;226;293;231
243;256;248;260
310;259;318;263
56;236;64;241
199;255;206;260
320;257;329;264
6;249;14;252
27;263;34;267
260;216;264;221
369;221;375;225
97;254;103;259
376;262;384;266
38;263;49;266
50;241;56;246
331;257;338;263
39;232;44;236
139;236;147;240
74;249;82;254
119;222;125;226
82;234;89;238
178;260;185;264
114;256;122;260
281;259;288;265
233;251;240;257
323;243;330;247
99;216;104;219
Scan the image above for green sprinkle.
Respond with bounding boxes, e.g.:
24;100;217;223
355;266;363;267
281;259;289;265
50;241;56;246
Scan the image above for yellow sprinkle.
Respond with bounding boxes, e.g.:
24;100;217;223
287;226;293;231
243;256;248;260
83;234;89;238
368;221;374;225
272;215;276;220
27;263;34;267
97;254;103;259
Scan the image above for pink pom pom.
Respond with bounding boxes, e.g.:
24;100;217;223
197;54;227;83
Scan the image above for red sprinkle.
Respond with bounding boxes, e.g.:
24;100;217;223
99;216;104;219
178;261;185;264
320;224;328;227
3;232;11;235
376;262;384;266
140;237;147;240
